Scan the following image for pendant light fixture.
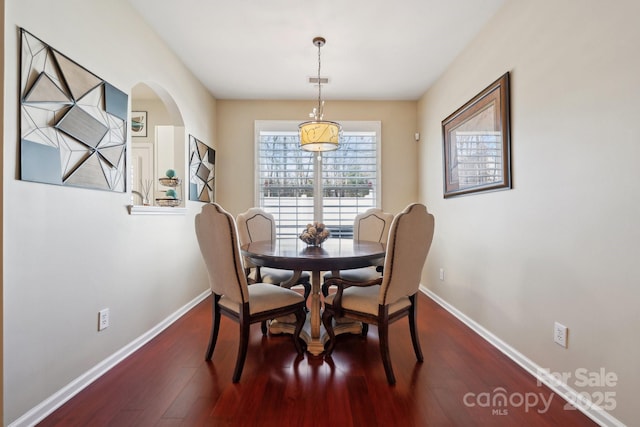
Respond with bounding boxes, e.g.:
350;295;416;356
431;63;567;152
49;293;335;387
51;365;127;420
299;36;341;152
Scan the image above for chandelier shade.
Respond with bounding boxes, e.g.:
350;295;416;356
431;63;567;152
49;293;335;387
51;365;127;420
299;36;341;152
299;120;341;152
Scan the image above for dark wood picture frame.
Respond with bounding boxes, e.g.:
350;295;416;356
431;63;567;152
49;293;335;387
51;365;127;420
442;72;511;198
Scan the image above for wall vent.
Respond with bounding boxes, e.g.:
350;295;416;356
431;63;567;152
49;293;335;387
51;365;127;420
308;77;329;84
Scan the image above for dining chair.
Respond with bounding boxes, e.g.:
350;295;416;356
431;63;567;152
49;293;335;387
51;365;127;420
321;208;394;297
237;207;311;304
321;203;435;385
195;203;306;383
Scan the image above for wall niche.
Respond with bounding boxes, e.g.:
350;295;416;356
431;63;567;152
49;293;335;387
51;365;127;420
129;82;186;214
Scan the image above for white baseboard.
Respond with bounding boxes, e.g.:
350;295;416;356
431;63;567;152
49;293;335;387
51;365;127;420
420;286;625;427
10;290;211;427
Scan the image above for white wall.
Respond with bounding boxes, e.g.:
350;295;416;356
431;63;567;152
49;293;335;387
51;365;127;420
0;0;5;422
3;0;215;424
418;0;640;424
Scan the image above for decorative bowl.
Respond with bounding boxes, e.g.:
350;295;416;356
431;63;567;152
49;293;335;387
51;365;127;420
299;222;330;246
155;198;181;207
158;177;181;187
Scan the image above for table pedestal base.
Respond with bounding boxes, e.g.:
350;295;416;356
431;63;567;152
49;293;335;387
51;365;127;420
269;317;362;356
269;269;364;355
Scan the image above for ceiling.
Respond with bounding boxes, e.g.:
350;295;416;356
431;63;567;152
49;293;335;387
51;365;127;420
127;0;506;101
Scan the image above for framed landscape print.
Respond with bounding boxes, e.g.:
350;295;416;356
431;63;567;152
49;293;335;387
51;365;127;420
442;72;511;198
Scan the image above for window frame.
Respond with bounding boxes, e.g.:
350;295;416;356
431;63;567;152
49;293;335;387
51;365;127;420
254;120;382;238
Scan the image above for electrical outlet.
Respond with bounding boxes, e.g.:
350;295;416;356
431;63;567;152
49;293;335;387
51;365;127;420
554;322;567;348
439;268;445;281
98;308;110;331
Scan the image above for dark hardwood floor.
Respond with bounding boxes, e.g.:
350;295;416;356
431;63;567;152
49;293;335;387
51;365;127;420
39;292;597;426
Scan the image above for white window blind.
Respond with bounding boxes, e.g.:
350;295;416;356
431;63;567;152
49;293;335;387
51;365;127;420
453;131;503;188
255;121;381;239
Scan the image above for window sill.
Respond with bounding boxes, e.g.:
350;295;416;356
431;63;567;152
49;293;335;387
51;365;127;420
128;205;187;215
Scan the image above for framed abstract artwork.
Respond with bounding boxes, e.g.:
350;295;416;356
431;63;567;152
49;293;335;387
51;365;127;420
189;135;215;202
19;28;128;192
442;72;511;198
131;111;147;137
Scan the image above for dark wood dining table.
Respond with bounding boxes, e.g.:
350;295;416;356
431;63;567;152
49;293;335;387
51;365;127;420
241;238;385;355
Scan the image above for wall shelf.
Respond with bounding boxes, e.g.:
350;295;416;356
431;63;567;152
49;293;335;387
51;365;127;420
128;205;187;215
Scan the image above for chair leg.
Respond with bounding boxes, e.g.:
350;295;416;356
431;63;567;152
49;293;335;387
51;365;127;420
321;281;330;297
321;307;337;355
293;306;306;354
408;294;424;362
361;323;369;337
205;294;221;361
378;318;396;385
301;281;311;309
232;315;251;383
261;320;268;335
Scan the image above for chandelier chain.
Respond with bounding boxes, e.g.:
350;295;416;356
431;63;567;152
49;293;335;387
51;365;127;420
316;41;323;120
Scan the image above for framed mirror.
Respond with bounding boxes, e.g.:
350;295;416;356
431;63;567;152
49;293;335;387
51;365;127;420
442;72;511;198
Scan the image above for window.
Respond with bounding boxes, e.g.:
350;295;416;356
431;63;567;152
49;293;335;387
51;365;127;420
255;121;381;239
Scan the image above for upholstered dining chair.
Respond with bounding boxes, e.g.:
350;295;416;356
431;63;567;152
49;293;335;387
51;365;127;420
321;208;394;297
321;203;435;385
237;207;311;303
195;203;306;383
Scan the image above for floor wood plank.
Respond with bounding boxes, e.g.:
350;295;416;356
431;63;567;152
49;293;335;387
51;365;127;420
38;293;597;426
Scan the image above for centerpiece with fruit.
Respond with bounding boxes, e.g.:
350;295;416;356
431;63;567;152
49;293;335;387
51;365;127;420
299;222;330;247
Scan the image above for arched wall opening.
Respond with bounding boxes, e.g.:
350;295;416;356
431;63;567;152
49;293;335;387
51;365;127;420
130;82;186;208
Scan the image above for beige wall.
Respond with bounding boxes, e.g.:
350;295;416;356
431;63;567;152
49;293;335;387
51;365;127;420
418;0;639;424
3;0;214;424
216;100;418;216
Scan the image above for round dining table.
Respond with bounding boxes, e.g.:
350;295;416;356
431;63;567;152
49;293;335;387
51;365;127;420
241;238;385;355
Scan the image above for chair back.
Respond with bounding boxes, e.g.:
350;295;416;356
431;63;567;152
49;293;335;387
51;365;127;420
354;208;394;243
236;208;277;270
379;203;435;305
237;207;276;245
195;203;249;304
